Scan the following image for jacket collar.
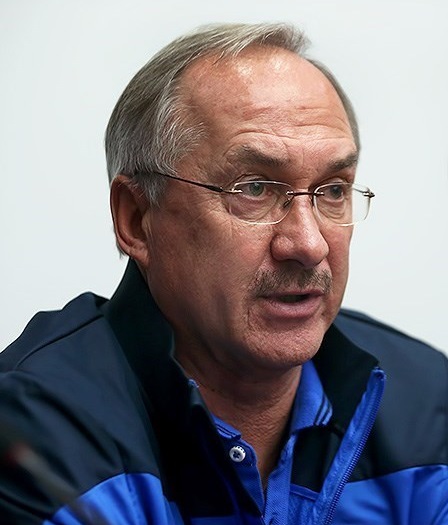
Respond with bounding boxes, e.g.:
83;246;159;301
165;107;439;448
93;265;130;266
103;259;379;436
102;259;259;514
101;259;196;433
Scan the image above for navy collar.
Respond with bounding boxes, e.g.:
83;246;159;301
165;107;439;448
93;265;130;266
102;258;378;438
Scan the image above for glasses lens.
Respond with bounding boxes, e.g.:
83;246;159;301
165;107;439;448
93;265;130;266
224;181;372;226
315;183;370;225
227;181;289;223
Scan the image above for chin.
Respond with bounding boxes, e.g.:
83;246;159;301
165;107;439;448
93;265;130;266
245;329;326;373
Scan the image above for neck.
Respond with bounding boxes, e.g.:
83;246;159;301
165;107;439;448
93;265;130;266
178;354;302;485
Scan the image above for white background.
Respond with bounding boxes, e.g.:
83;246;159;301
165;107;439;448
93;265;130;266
1;0;446;353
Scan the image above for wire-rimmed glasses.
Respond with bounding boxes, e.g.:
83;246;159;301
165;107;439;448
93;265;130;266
149;171;375;226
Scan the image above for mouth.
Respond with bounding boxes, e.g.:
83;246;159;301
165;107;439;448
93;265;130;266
257;290;325;321
275;294;311;304
264;287;325;301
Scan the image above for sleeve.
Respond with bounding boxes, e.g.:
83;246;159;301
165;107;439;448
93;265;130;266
0;371;182;525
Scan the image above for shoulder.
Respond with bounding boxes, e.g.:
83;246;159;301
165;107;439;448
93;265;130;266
0;293;162;522
335;309;448;476
335;308;447;375
0;293;133;390
334;308;447;424
0;292;144;447
0;292;107;369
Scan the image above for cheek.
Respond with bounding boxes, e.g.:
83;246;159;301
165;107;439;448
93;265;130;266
145;194;274;306
216;223;272;281
326;229;352;286
197;212;271;259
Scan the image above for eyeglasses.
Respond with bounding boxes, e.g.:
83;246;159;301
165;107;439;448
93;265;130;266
151;171;375;226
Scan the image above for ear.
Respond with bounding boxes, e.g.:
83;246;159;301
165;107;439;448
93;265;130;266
110;175;151;267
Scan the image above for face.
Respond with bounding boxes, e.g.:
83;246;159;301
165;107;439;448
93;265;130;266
139;47;357;380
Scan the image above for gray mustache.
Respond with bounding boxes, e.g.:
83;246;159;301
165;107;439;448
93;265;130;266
252;268;332;296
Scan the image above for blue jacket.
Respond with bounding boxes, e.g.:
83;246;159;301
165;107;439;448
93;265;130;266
0;261;447;524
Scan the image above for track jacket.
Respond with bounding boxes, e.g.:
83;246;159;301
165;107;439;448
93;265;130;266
0;260;447;524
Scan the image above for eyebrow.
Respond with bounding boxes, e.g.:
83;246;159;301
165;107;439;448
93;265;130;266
227;145;289;168
327;152;359;172
229;145;359;172
227;145;359;173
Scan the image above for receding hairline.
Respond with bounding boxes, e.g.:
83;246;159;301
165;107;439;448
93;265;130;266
174;47;357;156
155;22;309;61
105;21;359;198
176;40;308;84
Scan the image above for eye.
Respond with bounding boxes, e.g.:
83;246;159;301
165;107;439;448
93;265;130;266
322;183;347;200
233;178;272;198
244;181;266;197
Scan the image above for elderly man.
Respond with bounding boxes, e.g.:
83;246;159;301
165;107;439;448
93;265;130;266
0;23;446;525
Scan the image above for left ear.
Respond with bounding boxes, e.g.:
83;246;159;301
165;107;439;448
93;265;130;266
110;175;151;267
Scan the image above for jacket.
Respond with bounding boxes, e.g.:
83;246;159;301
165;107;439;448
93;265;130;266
0;260;447;524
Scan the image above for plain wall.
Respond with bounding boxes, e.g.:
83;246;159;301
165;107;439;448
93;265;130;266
1;0;447;353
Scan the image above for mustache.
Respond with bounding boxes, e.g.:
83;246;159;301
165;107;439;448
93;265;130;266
252;268;332;296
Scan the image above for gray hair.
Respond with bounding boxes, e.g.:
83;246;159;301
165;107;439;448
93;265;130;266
105;22;359;204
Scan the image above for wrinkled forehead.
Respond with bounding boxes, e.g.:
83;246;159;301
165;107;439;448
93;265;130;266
177;46;352;135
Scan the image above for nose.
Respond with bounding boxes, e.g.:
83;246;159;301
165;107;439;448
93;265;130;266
270;198;329;269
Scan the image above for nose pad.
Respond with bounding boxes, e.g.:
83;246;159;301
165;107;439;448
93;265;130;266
270;198;329;268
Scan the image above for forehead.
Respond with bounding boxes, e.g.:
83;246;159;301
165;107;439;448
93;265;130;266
178;46;354;156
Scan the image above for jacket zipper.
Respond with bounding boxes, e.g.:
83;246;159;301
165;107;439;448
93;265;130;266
320;367;385;525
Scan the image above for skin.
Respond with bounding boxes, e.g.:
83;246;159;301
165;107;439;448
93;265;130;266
111;45;357;482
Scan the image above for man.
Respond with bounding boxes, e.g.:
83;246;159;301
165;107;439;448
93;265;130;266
0;22;446;525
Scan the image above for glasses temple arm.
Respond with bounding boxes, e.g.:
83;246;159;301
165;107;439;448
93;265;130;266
152;171;231;194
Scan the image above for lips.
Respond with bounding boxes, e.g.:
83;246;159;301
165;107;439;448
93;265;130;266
251;268;331;323
276;293;311;303
257;289;325;321
263;288;325;302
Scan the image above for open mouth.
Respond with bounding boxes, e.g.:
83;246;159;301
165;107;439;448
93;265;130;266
276;294;310;303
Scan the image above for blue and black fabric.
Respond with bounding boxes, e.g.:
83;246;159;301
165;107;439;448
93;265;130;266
0;260;446;524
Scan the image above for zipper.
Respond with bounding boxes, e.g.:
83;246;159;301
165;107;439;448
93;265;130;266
320;367;385;525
